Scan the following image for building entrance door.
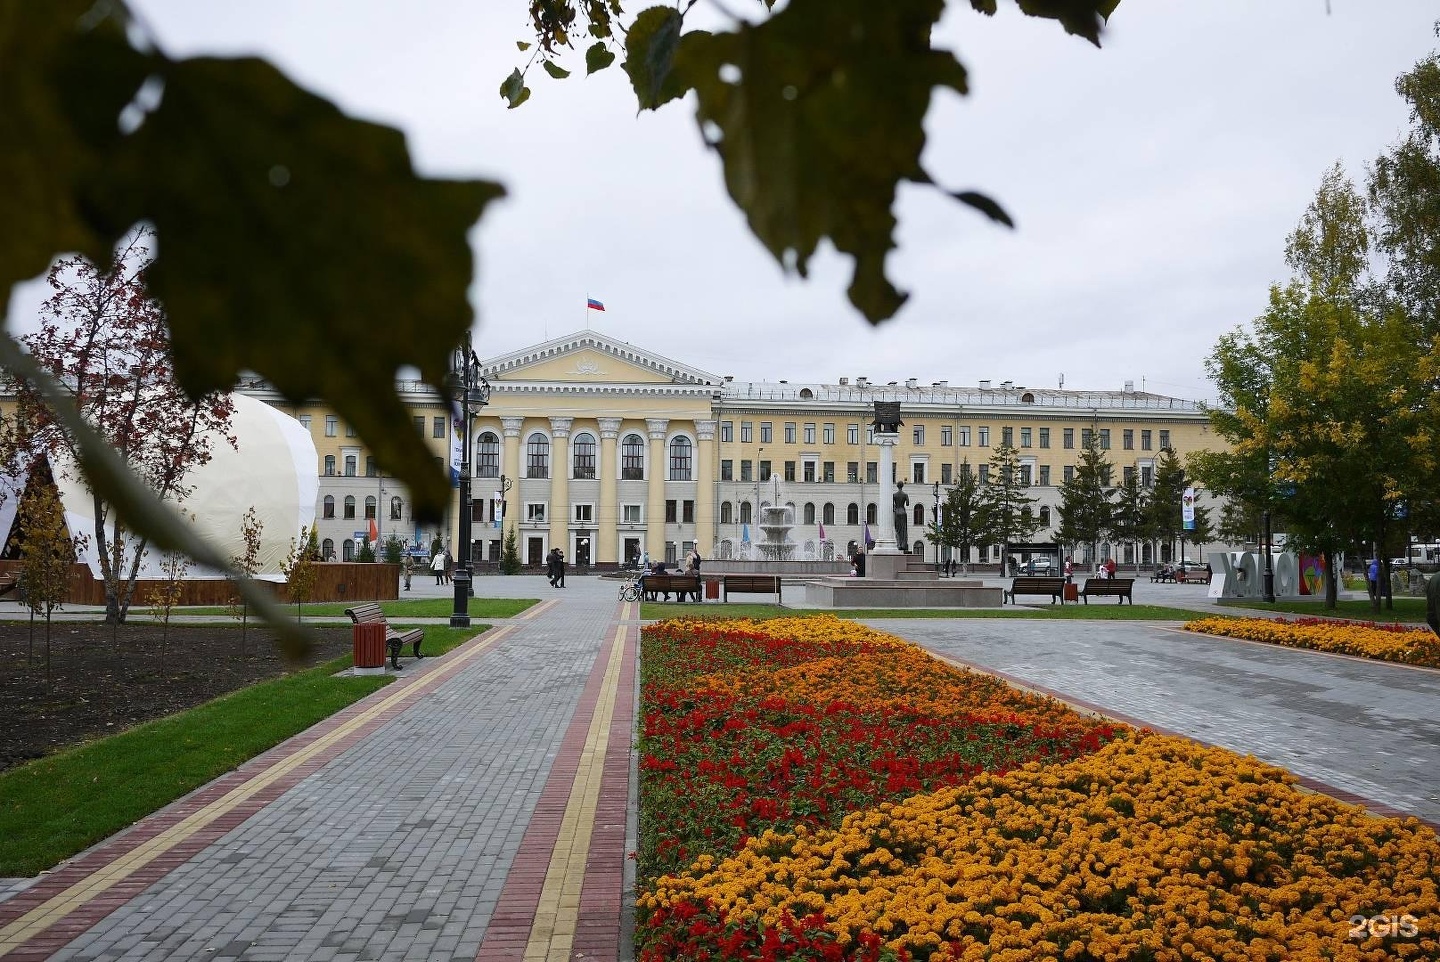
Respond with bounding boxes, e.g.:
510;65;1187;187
624;538;640;568
527;537;544;567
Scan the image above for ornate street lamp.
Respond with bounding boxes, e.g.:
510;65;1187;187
450;334;491;628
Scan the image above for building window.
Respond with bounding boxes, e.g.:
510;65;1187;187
1159;430;1171;450
804;423;816;444
669;436;693;480
760;422;773;443
1040;506;1051;526
1141;429;1152;451
477;432;500;478
721;501;733;524
572;432;597;479
1039;428;1050;448
1082;428;1094;448
847;424;859;444
759;460;772;482
1019;464;1032;486
721;459;734;481
784;461;796;482
847;503;860;524
1064;428;1074;449
1020;427;1032;448
526;503;546;522
621;434;645;479
622;503;642;524
866;462;878;484
978;464;990;484
413;416;425;435
866;503;877;524
344;455;356;477
325;415;337;437
433;417;446;439
1039;465;1051;485
1123;466;1135;485
1123;429;1134;450
741;421;753;443
1099;429;1111;450
912;462;925;484
823;503;835;524
525;434;550;478
739;502;753;524
574;504;593;523
346;422;358;438
342;539;354;561
1142;465;1154;486
958;427;970;446
390;496;403;520
683;500;695;523
913;425;925;446
343;496;356;519
1001;427;1013;446
847;461;859;483
914;504;925;527
803;461;816;483
666;500;677;523
822;461;835;483
740;460;753;482
323;455;335;476
1064;465;1075;483
785;422;796;443
364;496;376;520
823;423;835;444
978;427;989;447
322;495;335;519
298;415;312;431
322;538;334;560
941;463;952;484
720;421;733;443
804;503;816;525
365;456;377;477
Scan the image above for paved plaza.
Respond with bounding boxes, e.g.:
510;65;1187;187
0;573;1436;960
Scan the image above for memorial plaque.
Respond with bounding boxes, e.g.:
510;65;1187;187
872;401;903;433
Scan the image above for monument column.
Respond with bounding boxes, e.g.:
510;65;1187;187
500;416;524;541
548;417;572;555
597;417;621;565
868;431;906;580
694;419;717;556
646;418;669;562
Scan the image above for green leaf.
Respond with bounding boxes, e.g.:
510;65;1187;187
100;56;503;522
517;40;532;51
586;41;617;76
673;0;968;323
1012;0;1116;46
624;6;688;110
952;190;1015;228
500;67;532;108
0;1;154;295
542;59;572;80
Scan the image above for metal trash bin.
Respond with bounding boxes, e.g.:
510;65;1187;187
704;577;720;601
353;623;387;673
1063;583;1078;602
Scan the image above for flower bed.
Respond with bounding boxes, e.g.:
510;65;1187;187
636;616;1440;961
1186;616;1440;668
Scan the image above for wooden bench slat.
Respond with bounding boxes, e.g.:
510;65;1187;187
721;575;781;603
1004;577;1066;605
640;574;700;602
1079;578;1134;604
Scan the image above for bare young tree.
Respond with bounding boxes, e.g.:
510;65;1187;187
18;474;89;688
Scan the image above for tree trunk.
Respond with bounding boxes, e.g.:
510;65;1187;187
1322;548;1338;609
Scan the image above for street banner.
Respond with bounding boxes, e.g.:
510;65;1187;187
1182;486;1196;531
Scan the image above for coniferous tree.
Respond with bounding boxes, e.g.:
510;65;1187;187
925;461;985;573
977;440;1039;573
1055;436;1115;565
1146;448;1188;564
1109;469;1150;573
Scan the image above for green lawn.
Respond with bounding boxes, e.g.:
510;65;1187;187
0;623;486;877
1220;596;1428;623
147;598;538;620
639;602;1206;621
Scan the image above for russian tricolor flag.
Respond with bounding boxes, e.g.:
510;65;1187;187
586;297;605;312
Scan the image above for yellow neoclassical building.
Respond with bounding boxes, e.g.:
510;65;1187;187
242;330;1225;571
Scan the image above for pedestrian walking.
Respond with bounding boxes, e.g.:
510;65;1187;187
431;551;445;585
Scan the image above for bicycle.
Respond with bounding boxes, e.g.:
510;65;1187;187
618;574;644;603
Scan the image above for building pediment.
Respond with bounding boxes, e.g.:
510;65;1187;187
480;331;721;389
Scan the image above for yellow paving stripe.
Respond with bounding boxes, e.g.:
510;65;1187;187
0;624;516;958
524;621;628;962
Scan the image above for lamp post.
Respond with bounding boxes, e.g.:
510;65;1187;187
1262;454;1276;603
450;335;491;628
932;479;941;575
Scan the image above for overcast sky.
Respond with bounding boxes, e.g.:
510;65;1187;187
10;1;1438;403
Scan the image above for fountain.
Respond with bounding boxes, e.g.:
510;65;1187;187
754;477;796;561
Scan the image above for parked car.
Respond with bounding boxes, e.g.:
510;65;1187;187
1017;557;1056;575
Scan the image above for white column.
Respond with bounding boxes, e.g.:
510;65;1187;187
871;432;902;554
548;416;573;555
645;418;669;562
597;417;621;565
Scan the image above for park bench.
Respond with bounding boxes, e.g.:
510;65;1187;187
0;573;17;597
721;574;782;603
1176;568;1212;585
344;604;424;670
1079;578;1134;604
1003;576;1067;605
641;573;701;602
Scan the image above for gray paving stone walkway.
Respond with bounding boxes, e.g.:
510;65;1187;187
866;616;1440;826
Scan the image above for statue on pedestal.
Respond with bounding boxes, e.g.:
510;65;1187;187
872;401;903;434
893;479;909;550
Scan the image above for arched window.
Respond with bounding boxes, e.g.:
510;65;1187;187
342;539;355;561
323;455;335;476
322;538;335;561
365;496;377;520
866;502;877;524
740;502;753;524
913;540;924;555
669;436;692;480
823;503;835;525
391;496;404;520
847;503;859;525
322;495;335;519
914;504;925;526
343;496;356;519
720;501;733;524
1039;506;1051;526
803;502;816;525
621;434;645;479
573;432;597;479
476;431;500;478
527;433;549;478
